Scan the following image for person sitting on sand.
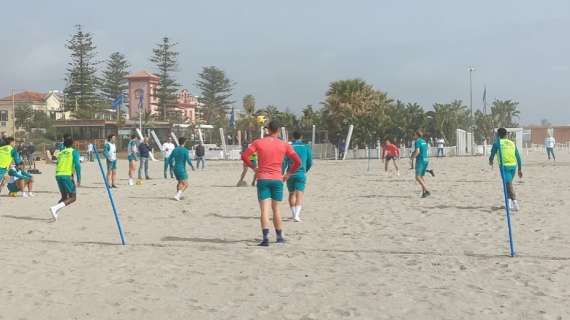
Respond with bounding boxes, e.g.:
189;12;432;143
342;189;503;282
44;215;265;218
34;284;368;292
7;163;34;197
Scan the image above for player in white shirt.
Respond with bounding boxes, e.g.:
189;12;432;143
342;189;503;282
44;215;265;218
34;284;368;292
545;135;556;160
162;137;176;179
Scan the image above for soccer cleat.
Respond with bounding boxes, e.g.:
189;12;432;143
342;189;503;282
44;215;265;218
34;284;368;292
49;207;59;221
174;194;181;201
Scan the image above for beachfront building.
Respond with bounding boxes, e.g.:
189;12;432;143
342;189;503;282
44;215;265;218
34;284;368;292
527;125;570;145
125;71;160;120
0;104;14;136
176;89;199;124
0;90;69;120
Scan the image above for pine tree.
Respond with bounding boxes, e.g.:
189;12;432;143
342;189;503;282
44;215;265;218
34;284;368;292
150;37;180;121
100;52;130;104
64;24;101;119
196;66;235;127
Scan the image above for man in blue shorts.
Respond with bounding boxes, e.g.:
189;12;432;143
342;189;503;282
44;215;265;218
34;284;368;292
489;128;523;211
50;137;81;220
411;130;431;198
283;131;312;222
104;134;118;188
241;120;301;246
167;137;195;201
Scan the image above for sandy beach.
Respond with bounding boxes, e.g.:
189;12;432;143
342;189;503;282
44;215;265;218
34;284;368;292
0;151;569;320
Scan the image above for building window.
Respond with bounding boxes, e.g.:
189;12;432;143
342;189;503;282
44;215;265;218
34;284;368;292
0;111;8;121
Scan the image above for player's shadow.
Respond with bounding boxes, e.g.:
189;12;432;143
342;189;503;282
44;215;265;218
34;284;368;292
161;236;251;244
207;213;258;220
211;185;245;188
127;196;171;200
417;205;495;212
30;190;60;194
360;194;411;199
2;214;51;221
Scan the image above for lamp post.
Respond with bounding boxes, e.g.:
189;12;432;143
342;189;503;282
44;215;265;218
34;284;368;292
11;89;15;136
468;66;475;131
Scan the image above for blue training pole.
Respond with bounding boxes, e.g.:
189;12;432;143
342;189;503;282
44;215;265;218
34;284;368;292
495;136;515;257
93;147;127;245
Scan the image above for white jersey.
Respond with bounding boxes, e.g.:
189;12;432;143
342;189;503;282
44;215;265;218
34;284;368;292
545;137;555;148
436;139;445;148
162;142;175;158
105;142;117;161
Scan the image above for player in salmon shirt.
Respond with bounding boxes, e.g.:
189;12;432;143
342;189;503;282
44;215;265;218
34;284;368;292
241;120;301;246
382;138;400;176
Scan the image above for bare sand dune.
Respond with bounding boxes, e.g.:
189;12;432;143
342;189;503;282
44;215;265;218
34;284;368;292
0;151;569;319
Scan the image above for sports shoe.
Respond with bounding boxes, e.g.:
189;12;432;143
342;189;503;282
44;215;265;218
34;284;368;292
49;207;59;221
174;194;181;201
258;240;269;247
421;191;431;198
276;238;286;244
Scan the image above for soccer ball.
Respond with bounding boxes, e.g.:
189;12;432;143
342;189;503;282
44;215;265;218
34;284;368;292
256;115;266;126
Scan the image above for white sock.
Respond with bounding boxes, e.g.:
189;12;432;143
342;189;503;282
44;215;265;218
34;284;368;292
296;206;303;219
290;207;295;218
52;202;66;213
176;190;183;198
22;191;29;197
508;199;513;209
513;200;520;211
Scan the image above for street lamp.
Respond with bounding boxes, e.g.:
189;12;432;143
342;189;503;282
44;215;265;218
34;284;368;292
468;66;476;131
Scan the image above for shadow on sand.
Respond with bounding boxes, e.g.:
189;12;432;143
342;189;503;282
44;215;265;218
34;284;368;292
2;214;51;221
207;213;258;220
161;236;251;244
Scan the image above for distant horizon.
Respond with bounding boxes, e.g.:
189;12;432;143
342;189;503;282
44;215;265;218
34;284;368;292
1;1;568;124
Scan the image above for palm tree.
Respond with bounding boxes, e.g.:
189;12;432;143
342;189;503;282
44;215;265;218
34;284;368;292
491;99;520;128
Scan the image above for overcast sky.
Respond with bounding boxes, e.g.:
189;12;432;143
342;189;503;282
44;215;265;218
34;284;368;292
1;0;568;124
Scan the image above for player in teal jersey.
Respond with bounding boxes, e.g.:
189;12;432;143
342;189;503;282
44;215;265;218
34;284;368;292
283;132;312;222
167;137;195;201
411;130;431;198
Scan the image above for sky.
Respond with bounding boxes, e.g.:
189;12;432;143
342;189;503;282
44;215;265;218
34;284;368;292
0;0;569;124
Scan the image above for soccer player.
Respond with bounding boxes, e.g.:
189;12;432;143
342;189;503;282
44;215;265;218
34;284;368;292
489;128;523;211
7;163;34;197
382;138;400;176
436;137;445;158
237;140;257;187
195;142;206;170
283;131;312;222
138;137;151;180
104;134;118;188
167;137;195;201
127;134;139;185
0;137;23;193
241;120;301;246
545;134;556;161
411;130;431;198
162;137;176;178
49;137;81;220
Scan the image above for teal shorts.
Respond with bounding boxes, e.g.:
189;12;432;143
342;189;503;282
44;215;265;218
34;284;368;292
7;182;20;193
250;160;257;168
128;154;137;161
257;179;284;201
0;167;7;177
415;160;428;177
286;175;306;192
174;169;188;181
56;176;76;194
502;166;517;183
107;160;117;171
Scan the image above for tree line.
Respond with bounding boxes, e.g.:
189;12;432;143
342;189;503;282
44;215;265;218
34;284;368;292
63;25;235;126
236;79;520;147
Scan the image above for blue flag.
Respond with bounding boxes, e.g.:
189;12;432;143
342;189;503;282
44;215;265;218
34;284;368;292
112;95;123;109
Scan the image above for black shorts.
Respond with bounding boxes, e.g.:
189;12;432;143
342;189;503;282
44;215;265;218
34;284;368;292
385;155;397;161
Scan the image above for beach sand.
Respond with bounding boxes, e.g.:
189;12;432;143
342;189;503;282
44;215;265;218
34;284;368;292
0;151;569;319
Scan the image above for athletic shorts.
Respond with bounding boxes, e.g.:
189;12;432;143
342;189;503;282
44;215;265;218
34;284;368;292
174;169;188;181
286;175;306;192
128;155;137;161
385;155;397;161
415;160;428;177
257;179;283;201
107;160;117;171
7;182;20;193
56;176;76;194
247;160;257;168
0;167;7;177
502;166;517;183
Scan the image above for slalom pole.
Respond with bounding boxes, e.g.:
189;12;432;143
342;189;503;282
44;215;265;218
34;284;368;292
93;147;126;245
495;136;515;257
